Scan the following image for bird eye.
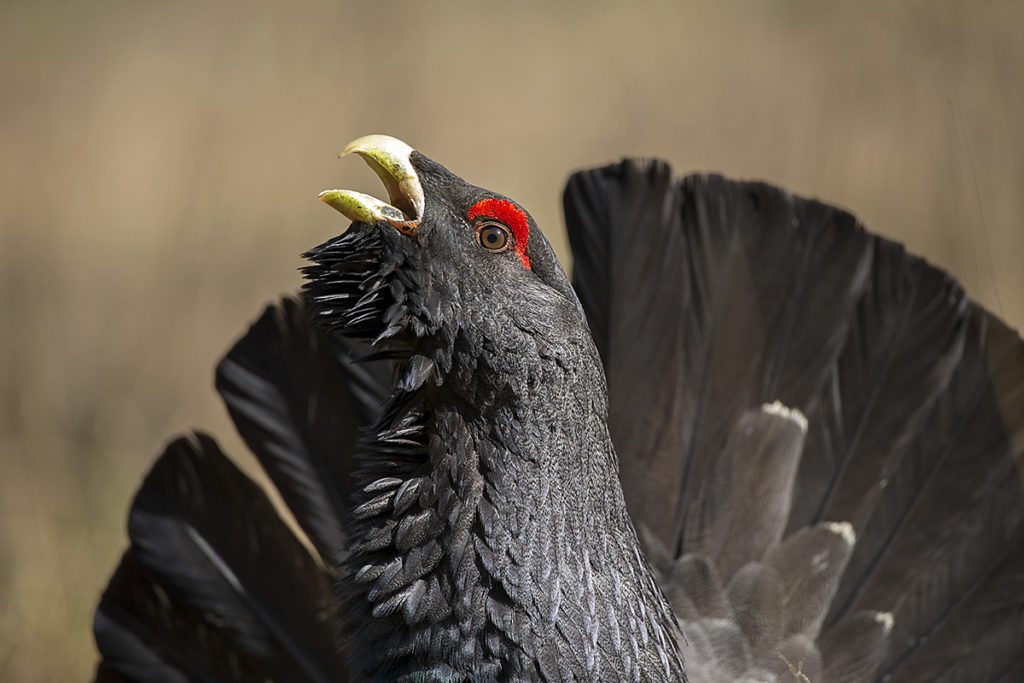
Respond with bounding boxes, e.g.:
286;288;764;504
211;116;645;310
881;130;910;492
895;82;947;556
477;222;511;252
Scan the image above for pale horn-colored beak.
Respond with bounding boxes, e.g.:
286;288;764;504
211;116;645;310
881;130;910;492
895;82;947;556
318;134;425;236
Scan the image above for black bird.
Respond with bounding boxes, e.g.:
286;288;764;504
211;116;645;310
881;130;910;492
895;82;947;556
94;135;1024;682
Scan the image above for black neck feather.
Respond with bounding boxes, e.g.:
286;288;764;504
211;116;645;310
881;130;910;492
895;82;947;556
303;224;685;681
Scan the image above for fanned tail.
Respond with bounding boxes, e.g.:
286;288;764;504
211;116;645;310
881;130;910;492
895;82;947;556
565;159;1024;682
92;434;347;682
95;297;391;681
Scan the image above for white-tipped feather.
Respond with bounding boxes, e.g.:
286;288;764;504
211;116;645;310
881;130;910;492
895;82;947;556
822;521;856;546
872;611;894;633
761;401;809;433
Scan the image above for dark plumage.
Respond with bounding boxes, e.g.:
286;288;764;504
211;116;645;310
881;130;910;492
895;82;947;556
94;138;1024;682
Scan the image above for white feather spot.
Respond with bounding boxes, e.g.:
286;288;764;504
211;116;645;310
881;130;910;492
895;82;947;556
873;611;895;633
823;521;856;545
761;400;808;432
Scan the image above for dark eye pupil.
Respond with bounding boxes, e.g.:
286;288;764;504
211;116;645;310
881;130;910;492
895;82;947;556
479;225;508;250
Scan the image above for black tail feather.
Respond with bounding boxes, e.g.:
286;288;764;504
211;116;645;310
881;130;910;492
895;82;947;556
564;162;875;554
215;297;388;570
564;159;1024;681
94;433;347;682
94;551;276;683
792;240;970;534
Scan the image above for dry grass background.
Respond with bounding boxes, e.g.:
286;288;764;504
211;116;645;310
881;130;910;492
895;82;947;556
1;0;1022;679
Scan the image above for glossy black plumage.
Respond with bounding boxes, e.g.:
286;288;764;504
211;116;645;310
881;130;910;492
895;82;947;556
564;160;1024;681
94;151;1024;682
93;434;346;683
214;297;389;570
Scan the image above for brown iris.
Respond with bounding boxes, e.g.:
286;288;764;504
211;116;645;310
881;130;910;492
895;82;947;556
477;222;511;252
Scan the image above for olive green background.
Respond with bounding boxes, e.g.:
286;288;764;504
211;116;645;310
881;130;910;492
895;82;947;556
2;1;1022;679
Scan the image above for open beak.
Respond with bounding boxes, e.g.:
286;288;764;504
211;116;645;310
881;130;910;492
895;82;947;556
318;134;425;236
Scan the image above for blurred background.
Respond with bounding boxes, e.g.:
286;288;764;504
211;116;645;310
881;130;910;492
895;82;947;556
1;0;1022;678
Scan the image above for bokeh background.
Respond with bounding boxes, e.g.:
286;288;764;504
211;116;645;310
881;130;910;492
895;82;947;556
2;0;1022;679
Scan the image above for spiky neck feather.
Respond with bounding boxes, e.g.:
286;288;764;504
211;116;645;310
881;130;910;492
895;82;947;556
303;225;684;680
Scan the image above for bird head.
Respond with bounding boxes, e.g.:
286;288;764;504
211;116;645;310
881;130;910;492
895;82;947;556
304;134;587;393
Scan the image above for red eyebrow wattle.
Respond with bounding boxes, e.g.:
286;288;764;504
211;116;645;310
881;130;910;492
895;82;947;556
468;198;531;270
